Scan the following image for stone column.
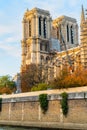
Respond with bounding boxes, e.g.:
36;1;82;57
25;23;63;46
37;39;40;64
21;41;26;66
32;16;35;37
24;20;29;39
22;19;26;40
27;20;29;38
47;17;51;39
36;15;39;37
31;39;36;63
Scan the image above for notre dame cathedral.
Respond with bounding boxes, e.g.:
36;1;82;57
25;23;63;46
21;5;87;82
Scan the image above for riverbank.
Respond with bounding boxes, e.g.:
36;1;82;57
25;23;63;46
0;87;87;129
0;120;87;129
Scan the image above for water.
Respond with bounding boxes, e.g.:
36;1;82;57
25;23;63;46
0;126;66;130
0;126;72;130
0;127;39;130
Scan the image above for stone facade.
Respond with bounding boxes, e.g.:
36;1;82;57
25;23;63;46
52;16;78;50
21;8;52;73
21;6;87;83
0;90;87;129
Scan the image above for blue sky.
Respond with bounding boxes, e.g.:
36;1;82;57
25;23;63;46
0;0;86;77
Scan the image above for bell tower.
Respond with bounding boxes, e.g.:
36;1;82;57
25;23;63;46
21;8;52;73
52;16;78;51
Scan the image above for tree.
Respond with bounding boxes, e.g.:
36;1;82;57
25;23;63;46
21;63;51;92
50;67;87;89
0;75;16;94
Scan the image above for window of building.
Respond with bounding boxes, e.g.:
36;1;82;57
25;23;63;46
40;43;43;51
70;26;74;44
41;55;44;64
29;20;31;37
67;25;69;42
46;56;50;63
40;42;48;52
39;17;42;36
43;18;47;38
45;43;48;51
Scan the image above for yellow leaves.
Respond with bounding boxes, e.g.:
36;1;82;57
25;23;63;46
51;67;87;89
0;87;12;94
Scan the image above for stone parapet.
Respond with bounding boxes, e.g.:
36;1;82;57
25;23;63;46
0;88;87;129
1;92;87;103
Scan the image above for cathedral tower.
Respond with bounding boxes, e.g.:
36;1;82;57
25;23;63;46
80;5;87;68
52;16;78;51
21;8;52;73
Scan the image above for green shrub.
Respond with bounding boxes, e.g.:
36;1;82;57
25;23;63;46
31;83;48;91
39;94;48;113
61;92;68;116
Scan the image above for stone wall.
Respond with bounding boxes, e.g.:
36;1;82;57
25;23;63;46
0;89;87;129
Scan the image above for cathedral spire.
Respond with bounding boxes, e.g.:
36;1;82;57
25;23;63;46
81;5;85;25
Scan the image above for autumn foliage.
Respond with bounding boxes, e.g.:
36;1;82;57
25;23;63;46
50;67;87;89
21;64;87;92
21;64;49;92
0;75;16;94
0;87;15;94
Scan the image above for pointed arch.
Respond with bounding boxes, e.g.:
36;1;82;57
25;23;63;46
67;24;69;42
39;16;42;36
70;25;74;44
43;17;47;38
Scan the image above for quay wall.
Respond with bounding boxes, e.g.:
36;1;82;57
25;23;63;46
0;87;87;129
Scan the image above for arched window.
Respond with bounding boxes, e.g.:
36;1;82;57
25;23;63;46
46;56;50;63
67;25;69;42
39;16;42;36
41;55;44;64
29;20;31;37
43;18;47;38
70;26;74;44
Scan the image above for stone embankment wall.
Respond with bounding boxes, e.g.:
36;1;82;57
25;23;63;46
0;87;87;130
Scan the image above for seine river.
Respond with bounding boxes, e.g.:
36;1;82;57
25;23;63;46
0;126;66;130
0;127;40;130
0;126;68;130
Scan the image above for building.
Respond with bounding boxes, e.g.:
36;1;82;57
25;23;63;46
13;73;21;93
21;5;87;86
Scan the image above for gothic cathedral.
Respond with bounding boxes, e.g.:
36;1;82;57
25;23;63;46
21;6;87;81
